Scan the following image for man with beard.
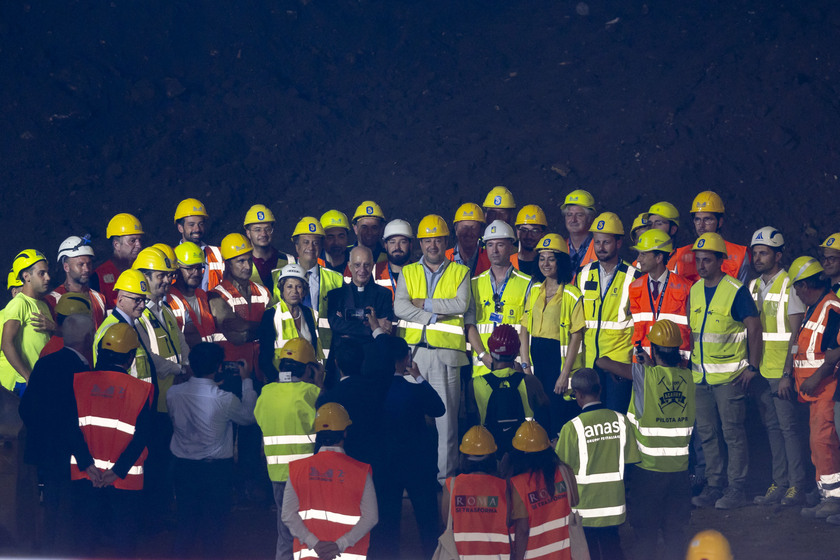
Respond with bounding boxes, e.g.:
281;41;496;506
321;210;352;274
92;213;144;309
174;198;224;291
819;233;840;296
562;189;598;274
350;201;388;265
244;204;290;288
47;236;107;328
512;204;547;277
167;242;218;347
374;219;414;300
445;203;490;277
577;212;640;413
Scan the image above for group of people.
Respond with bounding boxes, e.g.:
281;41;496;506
4;184;840;559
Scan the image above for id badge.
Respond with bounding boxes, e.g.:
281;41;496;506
489;312;503;324
279;371;293;383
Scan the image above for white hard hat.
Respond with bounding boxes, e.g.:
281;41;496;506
58;235;95;261
750;226;784;248
279;263;308;283
383;219;414;240
483;220;517;242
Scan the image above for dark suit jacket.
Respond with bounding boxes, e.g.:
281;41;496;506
327;281;395;344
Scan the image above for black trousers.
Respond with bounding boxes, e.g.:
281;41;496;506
583;524;625;560
628;465;690;560
72;479;142;557
173;457;234;558
531;337;581;437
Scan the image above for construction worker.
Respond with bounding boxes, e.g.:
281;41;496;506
481;185;516;226
70;323;154;557
244;204;283;287
209;234;272;379
174;197;224;290
645;201;681;249
46;236;107;328
819;233;840;295
168;241;218;347
466;220;532;378
0;250;53;394
561;189;597;274
668;191;750;284
512;204;547;277
446;202;490;276
255;338;322;560
595;320;695;560
281;403;378;560
629;229;692;361
394;214;472;483
92;213;144;309
351;200;388;264
509;420;574;560
629;213;650;245
374;219;414;299
556;368;640;560
789;256;840;520
577;212;640;412
685;530;733;560
40;293;94;360
321;210;352;274
748;227;808;506
689;232;762;510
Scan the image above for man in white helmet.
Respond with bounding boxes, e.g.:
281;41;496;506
46;236;107;329
374;219;415;300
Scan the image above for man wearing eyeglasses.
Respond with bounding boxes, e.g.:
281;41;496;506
819;233;840;296
168;242;218;348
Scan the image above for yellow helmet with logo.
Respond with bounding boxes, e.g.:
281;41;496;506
106;213;144;238
132;247;175;272
512;420;551;453
460;425;498;455
174;242;206;267
314;403;352;432
279;337;318;365
819;233;840;250
482;186;516;209
646;319;682;348
99;323;141;354
152;243;177;265
12;249;47;279
690;191;725;214
292;217;326;239
220;233;253;260
536;234;570;255
589;212;624;235
631;213;649;235
453;203;486;224
647;201;680;224
174;198;209;223
54;293;92;318
417;215;450;238
789;256;824;284
633;229;674;253
320;210;351;231
7;270;22;290
352;201;385;223
113;269;151;296
691;232;727;255
515;204;548;227
561;189;595;211
685;530;733;560
244;204;275;226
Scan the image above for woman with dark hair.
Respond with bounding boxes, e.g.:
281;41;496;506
519;234;585;437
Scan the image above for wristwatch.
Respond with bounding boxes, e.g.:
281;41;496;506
522;363;531;371
477;351;487;361
781;371;793;379
746;365;759;373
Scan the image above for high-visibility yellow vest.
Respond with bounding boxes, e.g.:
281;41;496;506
577;261;637;366
689;276;749;384
626;364;695;473
272;266;342;358
524;283;585;381
470;268;531;376
271;300;324;369
137;305;183;413
749;272;793;379
93;313;154;384
398;261;469;351
254;380;319;481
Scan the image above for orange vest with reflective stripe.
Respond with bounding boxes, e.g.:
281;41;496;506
93;259;123;309
168;286;220;342
509;468;572;560
373;261;398;300
212;280;271;376
205;245;224;291
794;292;840;403
289;450;371;560
71;370;153;490
668;241;748;285
629;271;691;360
445;473;510;559
46;286;107;329
445;245;491;277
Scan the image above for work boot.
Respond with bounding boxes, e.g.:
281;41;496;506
691;485;723;508
805;488;821;507
826;514;840;526
754;483;786;505
715;487;748;510
781;486;806;506
816;498;840;519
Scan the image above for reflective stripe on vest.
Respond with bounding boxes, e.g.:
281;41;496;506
255;381;319;481
71;456;143;475
578;262;637;366
205;246;224;291
524;283;584;376
169;287;221;342
794;293;840;402
749;273;792;378
629;271;692;362
509;468;572;560
93;315;153;382
399;261;468;351
271;301;324;367
212;280;271;344
445;474;511;560
138;305;182;413
689;276;749;384
570;413;626;485
471;268;531;376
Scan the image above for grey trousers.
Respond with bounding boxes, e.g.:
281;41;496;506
273;481;294;560
694;382;748;489
754;376;808;488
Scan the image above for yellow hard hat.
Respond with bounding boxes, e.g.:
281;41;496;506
12;249;47;279
536;233;570;255
279;337;318;365
589;212;624;235
174;198;209;223
482;186;516;209
99;323;141;354
106;213;144;238
789;256;824;284
55;293;92;317
6;270;22;290
114;269;151;296
512;420;551;453
314;402;352;432
561;189;596;211
646;319;682;348
647;201;680;224
320;209;350;231
633;229;674;253
174;242;206;267
417;215;450;239
819;233;840;250
690;191;725;214
515;204;548;227
244;204;275;226
459;425;498;455
152;243;177;265
292;217;326;239
631;213;649;235
352;201;385;223
691;232;727;255
453;203;486;224
132;247;175;272
220;233;253;260
685;530;733;560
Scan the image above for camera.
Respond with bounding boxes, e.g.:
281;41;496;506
216;360;243;397
345;308;371;320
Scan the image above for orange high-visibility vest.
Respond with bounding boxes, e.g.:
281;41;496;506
445;245;491;277
212;279;271;376
794;292;840;403
509;467;572;560
445;473;510;559
373;261;399;300
668;241;748;285
93;259;123;309
205;246;224;291
629;271;692;361
46;286;107;329
70;370;154;491
168;286;221;342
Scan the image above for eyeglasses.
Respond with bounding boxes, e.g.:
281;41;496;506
121;294;148;306
249;225;274;235
823;255;840;265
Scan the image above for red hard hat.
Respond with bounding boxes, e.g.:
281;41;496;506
487;324;520;359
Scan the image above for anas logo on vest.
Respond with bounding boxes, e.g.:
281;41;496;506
257;211;265;221
658;378;687;412
583;420;621;440
454;494;500;512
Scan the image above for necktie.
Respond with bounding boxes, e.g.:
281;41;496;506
651;280;660;301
